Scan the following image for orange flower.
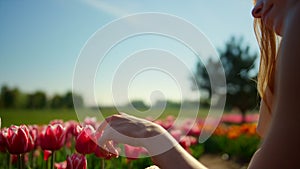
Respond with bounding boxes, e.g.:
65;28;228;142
213;125;228;136
227;125;241;139
240;123;257;136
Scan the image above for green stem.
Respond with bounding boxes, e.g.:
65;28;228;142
21;154;25;169
50;151;55;169
101;158;105;169
44;157;48;169
17;154;23;169
128;161;133;169
7;153;11;169
29;151;34;168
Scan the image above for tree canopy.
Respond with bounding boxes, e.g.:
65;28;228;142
193;36;259;121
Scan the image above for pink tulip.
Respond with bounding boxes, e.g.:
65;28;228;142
83;117;97;129
245;114;259;123
55;161;67;169
40;124;66;151
50;119;64;125
28;125;39;148
66;154;87;169
179;136;197;150
65;120;79;136
221;114;242;123
2;125;34;154
187;125;201;137
170;129;182;142
154;116;175;130
124;144;148;160
94;140;119;160
64;121;79;148
75;125;97;155
180;119;201;137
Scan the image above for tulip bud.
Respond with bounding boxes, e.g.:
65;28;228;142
40;124;66;151
66;154;87;169
75;125;96;155
2;125;34;154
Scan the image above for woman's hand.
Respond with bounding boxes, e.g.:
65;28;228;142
97;113;171;150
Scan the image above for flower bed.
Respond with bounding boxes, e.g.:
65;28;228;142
0;115;260;169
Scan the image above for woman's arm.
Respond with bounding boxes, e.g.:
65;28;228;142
248;3;300;168
149;139;207;169
97;113;207;169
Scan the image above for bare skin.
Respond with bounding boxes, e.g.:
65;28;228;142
248;1;300;168
97;1;300;168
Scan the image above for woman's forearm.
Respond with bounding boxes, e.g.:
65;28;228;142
143;126;207;169
151;144;207;169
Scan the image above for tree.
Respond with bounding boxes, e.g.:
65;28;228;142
193;37;259;122
26;91;47;109
72;92;84;108
129;100;149;111
63;91;84;109
0;85;17;108
50;94;64;109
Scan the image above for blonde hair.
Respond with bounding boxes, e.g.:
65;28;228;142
253;0;280;111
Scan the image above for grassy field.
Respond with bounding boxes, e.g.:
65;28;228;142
0;107;212;127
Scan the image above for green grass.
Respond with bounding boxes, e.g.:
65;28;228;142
0;107;212;127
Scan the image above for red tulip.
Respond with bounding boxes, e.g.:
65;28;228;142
40;124;66;151
94;145;111;159
75;125;97;155
2;125;34;154
66;154;87;169
43;150;52;161
0;129;6;152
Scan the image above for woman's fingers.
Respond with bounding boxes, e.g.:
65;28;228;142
106;141;119;157
97;114;143;147
98;124;139;148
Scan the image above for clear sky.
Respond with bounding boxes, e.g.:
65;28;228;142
0;0;258;106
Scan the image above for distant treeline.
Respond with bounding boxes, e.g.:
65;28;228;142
0;85;84;109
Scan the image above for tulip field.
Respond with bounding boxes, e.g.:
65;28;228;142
0;109;261;169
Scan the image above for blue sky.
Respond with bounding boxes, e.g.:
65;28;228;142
0;0;258;106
